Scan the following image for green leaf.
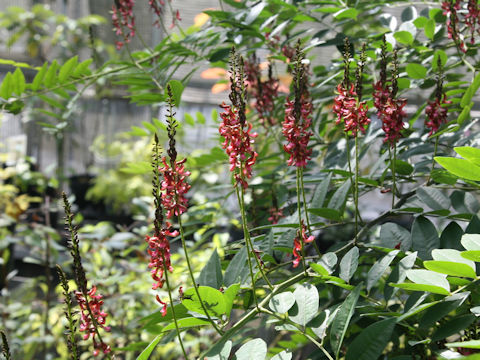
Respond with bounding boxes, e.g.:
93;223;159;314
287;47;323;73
141;303;190;328
345;318;396;360
271;351;292;360
73;59;93;77
461;234;480;250
234;338;267;360
330;284;362;358
328;179;351;212
461;250;480;262
461;73;480;108
406;269;450;294
441;222;464;250
185;113;195;126
43;60;58;88
310;173;332;208
223;284;239;317
166;79;183;107
0;72;12;99
379;223;411;251
224;247;248;286
13;68;25;95
420;292;470;328
196;111;206;124
394;159;414;175
406;63;427;79
446;340;480;349
310;262;330;276
205;340;232;360
435;157;480;181
307;208;341;221
424;19;435;40
367;250;399;292
141;121;157;134
417;187;450;211
197;249;223;289
269;292;296;314
455;146;480;166
129;125;149;137
411;216;439;260
136;335;161;360
32;62;48;91
162;317;211;331
209;48;231;62
339;246;359;283
289;283;319;326
394;31;414;45
432;314;476;341
244;2;266;25
120;161;151;175
58;56;78;83
182;286;226;317
384;252;418;301
414;16;428;28
318;252;338;274
458;102;473;124
334;8;358;20
424;260;476;278
390;282;450;295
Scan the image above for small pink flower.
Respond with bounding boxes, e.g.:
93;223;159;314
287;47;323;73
333;84;370;137
219;102;258;189
268;207;284;224
159;157;191;219
146;225;179;290
156;295;168;317
380;97;407;146
282;97;313;167
75;286;111;356
292;221;314;268
112;0;136;50
425;94;451;135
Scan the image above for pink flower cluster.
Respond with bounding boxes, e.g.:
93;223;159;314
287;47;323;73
333;84;370;137
149;0;166;26
373;81;407;146
292;222;315;268
282;97;313;167
219;103;258;189
145;225;179;291
112;0;135;50
75;286;111;356
159;157;191;219
155;295;168;317
268;207;284;224
440;0;480;52
425;95;451;135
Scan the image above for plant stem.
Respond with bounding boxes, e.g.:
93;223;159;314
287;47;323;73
427;136;439;184
392;143;397;208
42;197;52;357
162;256;188;359
177;215;223;335
296;168;308;274
299;167;322;256
354;135;360;244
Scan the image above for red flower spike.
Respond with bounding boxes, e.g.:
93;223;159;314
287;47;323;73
425;95;451;135
158;157;191;219
442;0;467;53
380;97;407;146
219;102;258;189
333;84;370;137
145;225;179;290
292;221;314;268
112;0;135;50
75;286;111;356
149;0;166;27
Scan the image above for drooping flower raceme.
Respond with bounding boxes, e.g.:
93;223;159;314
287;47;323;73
75;286;111;356
159;157;191;219
145;225;179;290
425;95;450;135
292;221;315;268
219;102;258;189
112;0;135;50
282;97;313;167
333;84;370;137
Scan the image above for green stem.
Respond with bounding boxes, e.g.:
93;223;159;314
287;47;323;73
354;135;360;244
162;256;188;359
296;168;308;274
177;215;223;335
299;167;322;256
392;143;397;208
427;137;439;184
237;185;274;290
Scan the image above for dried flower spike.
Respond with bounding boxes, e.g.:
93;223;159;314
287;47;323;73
442;0;467;53
1;330;11;360
282;41;313;167
63;193;111;356
56;265;79;360
219;47;258;189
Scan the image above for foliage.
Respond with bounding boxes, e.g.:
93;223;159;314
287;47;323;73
1;0;480;359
